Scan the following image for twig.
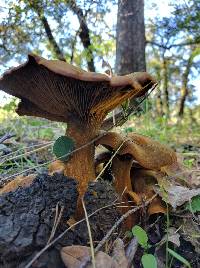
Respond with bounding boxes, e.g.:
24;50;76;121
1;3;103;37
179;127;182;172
0;141;52;161
95;140;126;181
95;194;158;253
46;204;64;245
82;198;96;268
0;142;52;165
0;133;15;144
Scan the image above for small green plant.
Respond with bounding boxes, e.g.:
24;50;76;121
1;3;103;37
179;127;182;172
132;225;157;268
167;248;191;268
186;195;200;213
183;158;195;169
53;136;75;161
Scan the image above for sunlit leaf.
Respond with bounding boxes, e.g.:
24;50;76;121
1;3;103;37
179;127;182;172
141;254;157;268
132;225;148;248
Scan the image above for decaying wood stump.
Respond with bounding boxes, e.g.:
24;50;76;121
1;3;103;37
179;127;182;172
74;180;120;245
0;173;78;268
0;174;121;268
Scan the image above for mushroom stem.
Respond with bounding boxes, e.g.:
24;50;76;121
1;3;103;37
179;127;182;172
64;122;97;198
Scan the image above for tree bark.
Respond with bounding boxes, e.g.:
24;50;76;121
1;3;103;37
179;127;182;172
69;0;96;72
162;56;170;116
115;0;146;75
114;0;146;115
30;2;66;61
178;52;194;118
40;16;66;61
0;173;78;268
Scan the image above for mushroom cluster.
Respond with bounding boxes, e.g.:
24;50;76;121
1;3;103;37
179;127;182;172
95;131;178;225
0;54;158;214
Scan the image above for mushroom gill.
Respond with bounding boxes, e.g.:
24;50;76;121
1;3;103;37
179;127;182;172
0;54;156;202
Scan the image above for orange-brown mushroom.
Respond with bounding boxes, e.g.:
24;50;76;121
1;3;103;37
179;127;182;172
0;54;156;204
95;132;177;218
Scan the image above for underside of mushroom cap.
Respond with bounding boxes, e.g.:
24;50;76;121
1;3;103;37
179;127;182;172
0;54;156;125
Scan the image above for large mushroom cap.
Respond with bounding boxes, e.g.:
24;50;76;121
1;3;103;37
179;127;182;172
0;54;156;125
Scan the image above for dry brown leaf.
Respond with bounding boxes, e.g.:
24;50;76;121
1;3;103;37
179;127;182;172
61;246;90;268
112;239;128;267
0;174;36;194
155;184;200;208
87;251;118;268
61;245;120;268
160;227;180;247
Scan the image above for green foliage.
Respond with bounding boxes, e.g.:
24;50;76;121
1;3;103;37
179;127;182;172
53;136;75;161
183;158;195;169
132;225;148;249
186;195;200;213
167;248;191;268
132;225;157;268
141;254;157;268
2;98;18;112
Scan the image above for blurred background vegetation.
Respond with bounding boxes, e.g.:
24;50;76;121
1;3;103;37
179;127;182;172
0;0;199;177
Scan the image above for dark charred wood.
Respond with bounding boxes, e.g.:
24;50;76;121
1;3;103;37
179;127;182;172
0;173;78;268
74;181;121;247
0;174;121;267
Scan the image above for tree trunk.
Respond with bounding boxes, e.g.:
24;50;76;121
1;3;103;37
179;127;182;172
30;2;66;61
40;16;66;61
115;0;146;114
178;53;193;118
154;67;164;116
69;0;96;72
162;56;170;116
115;0;146;75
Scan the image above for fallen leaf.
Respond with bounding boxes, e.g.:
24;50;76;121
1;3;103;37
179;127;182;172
155;185;200;208
164;227;180;247
61;245;120;268
61;246;90;268
112;238;128;267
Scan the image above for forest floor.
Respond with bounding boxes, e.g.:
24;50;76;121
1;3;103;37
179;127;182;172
0;107;200;268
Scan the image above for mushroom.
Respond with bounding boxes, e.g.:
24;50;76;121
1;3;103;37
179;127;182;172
0;54;156;202
95;132;177;218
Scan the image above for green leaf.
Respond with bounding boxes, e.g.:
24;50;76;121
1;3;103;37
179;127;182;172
53;136;75;161
132;225;148;248
186;195;200;213
141;254;157;268
167;248;191;268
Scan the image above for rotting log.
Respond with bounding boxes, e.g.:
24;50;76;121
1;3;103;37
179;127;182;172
74;181;120;246
0;174;121;268
0;173;78;268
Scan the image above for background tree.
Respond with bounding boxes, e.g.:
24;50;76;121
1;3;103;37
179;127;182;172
115;0;146;75
0;0;117;70
146;0;200;118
